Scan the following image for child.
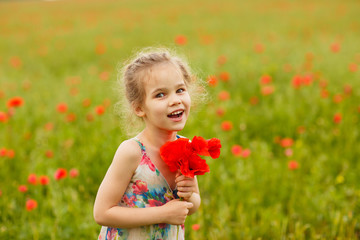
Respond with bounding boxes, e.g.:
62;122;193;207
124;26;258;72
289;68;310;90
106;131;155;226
93;48;202;240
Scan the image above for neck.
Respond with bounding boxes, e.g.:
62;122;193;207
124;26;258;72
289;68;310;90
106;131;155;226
137;127;178;150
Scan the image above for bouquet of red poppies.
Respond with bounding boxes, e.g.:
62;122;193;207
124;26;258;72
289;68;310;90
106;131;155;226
160;136;221;178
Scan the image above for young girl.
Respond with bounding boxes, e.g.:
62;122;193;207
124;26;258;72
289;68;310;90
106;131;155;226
93;48;202;239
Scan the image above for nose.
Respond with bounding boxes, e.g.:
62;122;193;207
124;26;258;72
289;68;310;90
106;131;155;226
169;93;181;106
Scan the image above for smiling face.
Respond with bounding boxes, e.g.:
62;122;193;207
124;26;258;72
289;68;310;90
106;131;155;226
134;62;191;133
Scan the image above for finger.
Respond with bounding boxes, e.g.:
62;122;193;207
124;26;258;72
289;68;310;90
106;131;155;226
176;179;195;187
177;186;194;192
178;191;193;199
186;202;194;209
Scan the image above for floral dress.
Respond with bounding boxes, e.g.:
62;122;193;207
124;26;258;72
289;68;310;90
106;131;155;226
98;137;184;240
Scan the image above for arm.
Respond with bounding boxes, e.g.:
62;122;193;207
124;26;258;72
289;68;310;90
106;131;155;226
175;174;201;215
93;140;193;228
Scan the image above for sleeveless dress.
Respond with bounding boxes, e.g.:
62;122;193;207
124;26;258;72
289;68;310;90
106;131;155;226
97;137;185;240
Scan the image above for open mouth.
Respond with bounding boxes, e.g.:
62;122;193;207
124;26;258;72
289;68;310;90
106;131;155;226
167;110;184;118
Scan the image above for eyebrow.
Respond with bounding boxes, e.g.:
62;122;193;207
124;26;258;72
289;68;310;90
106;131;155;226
151;83;186;95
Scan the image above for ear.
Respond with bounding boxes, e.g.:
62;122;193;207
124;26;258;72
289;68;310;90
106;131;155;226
132;102;145;117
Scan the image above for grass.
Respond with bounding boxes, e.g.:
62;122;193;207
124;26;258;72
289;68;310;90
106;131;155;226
0;0;360;239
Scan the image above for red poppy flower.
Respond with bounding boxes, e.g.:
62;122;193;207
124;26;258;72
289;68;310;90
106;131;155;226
221;121;233;131
321;89;329;98
45;150;53;158
192;224;200;231
83;98;91;107
231;145;242;157
216;107;225;117
57;103;67;113
288;160;299;170
218;91;230;101
95;43;106;55
7;149;15;158
18;185;28;193
254;43;264;53
330;42;340;53
0;148;7;157
160;136;221;178
261;85;275;96
344;84;352;95
260;75;272;85
95;105;105;115
280;138;294;148
7;97;24;108
28;174;37;185
333;113;342;124
207;138;221;159
0;111;8;122
207;75;218;87
66;113;76;122
241;149;251;158
292;75;302;89
349;63;357;72
219;72;230;82
26;199;38;211
175;35;187;45
54;168;67;180
39;176;50;185
69;168;79;178
9;56;22;69
333;94;343;104
99;71;110;81
249;96;259;105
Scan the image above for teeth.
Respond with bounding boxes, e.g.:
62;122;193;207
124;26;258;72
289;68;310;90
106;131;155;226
170;110;183;116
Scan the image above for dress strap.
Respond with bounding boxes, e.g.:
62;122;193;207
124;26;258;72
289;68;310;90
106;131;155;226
132;137;146;152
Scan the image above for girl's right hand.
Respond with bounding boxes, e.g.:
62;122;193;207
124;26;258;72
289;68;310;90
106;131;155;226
160;199;193;225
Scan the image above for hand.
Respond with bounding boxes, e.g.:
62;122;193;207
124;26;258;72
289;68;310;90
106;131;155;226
175;172;197;201
160;199;193;225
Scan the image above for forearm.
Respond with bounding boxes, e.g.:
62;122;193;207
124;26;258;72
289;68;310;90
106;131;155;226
95;206;166;228
187;192;201;215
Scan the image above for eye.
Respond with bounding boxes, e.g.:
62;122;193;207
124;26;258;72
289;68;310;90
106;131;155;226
176;88;186;93
155;92;165;98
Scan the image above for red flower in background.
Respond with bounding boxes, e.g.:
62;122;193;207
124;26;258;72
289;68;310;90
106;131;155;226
0;112;8;122
219;72;230;82
221;121;233;131
280;138;294;148
54;168;67;180
288;160;299;170
175;35;187;45
69;168;79;178
7;97;24;108
39;175;50;185
57;103;67;113
28;174;37;185
95;105;105;115
333;113;342;124
231;145;242;156
18;185;28;193
330;42;341;53
26;199;38;211
260;75;272;85
192;224;201;231
160;136;221;178
207;75;218;87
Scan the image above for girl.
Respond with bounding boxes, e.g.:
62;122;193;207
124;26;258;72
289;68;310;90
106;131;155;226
93;48;202;239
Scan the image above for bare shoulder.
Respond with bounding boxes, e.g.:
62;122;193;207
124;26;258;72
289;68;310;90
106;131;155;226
111;139;142;172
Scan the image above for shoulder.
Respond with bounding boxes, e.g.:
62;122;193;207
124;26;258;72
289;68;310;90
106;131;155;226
111;139;142;172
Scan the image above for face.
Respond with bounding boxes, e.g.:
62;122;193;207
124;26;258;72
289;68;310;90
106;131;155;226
135;62;191;133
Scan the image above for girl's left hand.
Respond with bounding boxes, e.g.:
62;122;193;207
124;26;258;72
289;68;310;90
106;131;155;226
175;172;197;201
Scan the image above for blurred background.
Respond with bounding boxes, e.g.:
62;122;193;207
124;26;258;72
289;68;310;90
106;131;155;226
0;0;360;239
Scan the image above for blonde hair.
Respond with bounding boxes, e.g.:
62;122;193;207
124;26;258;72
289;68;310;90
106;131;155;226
115;47;206;135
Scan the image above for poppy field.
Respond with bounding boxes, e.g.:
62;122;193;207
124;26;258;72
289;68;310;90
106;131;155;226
1;0;360;239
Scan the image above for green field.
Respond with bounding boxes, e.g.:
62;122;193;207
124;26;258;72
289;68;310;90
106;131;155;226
1;0;360;239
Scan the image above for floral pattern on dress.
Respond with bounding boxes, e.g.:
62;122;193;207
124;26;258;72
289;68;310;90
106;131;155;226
97;138;184;240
